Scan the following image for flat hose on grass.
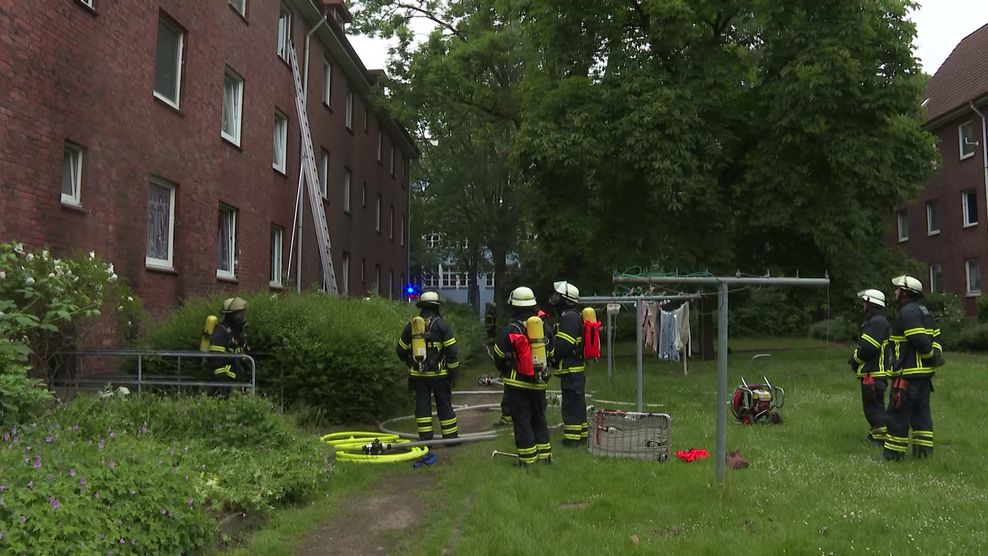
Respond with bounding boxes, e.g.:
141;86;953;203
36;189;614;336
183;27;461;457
321;432;428;464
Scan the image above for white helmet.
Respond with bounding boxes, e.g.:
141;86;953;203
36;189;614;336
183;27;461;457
856;289;886;308
416;291;441;307
552;280;580;304
508;286;538;307
891;275;923;295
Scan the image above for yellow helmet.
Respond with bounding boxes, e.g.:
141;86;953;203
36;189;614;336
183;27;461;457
508;286;538;307
891;275;923;295
222;297;248;313
416;291;441;307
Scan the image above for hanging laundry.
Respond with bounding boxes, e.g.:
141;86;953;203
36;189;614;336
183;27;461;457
642;302;658;351
658;309;680;361
674;302;692;356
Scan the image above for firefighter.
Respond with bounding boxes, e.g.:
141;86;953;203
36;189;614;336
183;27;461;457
548;280;588;447
848;289;890;446
207;297;249;386
883;275;944;461
396;291;460;441
493;286;555;465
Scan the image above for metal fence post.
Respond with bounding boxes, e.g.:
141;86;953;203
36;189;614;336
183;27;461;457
137;354;143;397
636;298;644;412
716;282;729;484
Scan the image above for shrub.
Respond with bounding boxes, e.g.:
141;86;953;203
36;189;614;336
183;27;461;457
807;318;857;343
729;288;822;337
954;322;988;352
922;292;966;349
977;295;988;323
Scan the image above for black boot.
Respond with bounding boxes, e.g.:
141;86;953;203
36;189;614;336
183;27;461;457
883;449;904;462
913;445;933;459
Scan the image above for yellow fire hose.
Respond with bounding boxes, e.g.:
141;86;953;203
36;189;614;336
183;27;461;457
321;431;429;464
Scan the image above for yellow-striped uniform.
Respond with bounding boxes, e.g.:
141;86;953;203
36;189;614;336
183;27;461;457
207;321;246;380
493;311;556;465
883;298;943;460
848;308;890;443
552;308;588;446
396;309;460;440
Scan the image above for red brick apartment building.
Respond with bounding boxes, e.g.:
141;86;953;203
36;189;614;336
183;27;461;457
0;0;416;316
892;22;988;313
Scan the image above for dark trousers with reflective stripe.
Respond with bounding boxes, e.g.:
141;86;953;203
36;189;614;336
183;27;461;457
860;377;888;440
503;386;551;464
413;376;458;440
560;372;588;445
884;377;933;459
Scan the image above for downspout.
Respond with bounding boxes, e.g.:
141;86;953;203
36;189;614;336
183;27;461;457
969;101;988;226
293;7;330;293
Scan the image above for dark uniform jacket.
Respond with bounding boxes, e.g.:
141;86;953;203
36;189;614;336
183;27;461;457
551;308;585;375
396;309;459;378
886;298;944;377
850;309;890;378
208;321;247;378
493;311;556;390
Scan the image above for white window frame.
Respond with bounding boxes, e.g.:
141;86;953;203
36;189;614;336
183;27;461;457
896;209;908;242
277;6;291;61
270;226;284;287
274;111;288;173
926;200;939;236
361;258;366;284
376;194;382;232
929;264;943;295
146;177;176;269
400;214;406;246
153;17;184;108
966;258;982;296
376;130;382;162
341;252;350;294
61;142;83;206
364;105;369;132
389;205;394;240
375;264;381;295
221;67;244;146
344;168;352;214
390;146;395;176
959;121;977;160
217;205;237;279
345;91;353;130
963;189;979;228
389;270;394;299
362;181;367;207
229;0;246;16
322;58;332;105
319;150;329;198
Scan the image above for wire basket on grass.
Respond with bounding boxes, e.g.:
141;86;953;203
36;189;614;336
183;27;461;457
587;407;671;462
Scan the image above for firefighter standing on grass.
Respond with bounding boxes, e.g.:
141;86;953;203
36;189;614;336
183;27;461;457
883;275;944;461
494;286;555;466
207;297;249;383
548;281;588;446
396;291;460;441
848;289;890;446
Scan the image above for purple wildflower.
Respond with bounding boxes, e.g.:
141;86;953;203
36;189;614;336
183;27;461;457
69;468;76;477
80;478;88;487
33;455;41;468
26;481;33;489
186;497;194;506
71;425;79;431
49;496;60;510
44;435;54;443
108;431;116;440
94;491;100;498
0;531;4;541
99;532;105;540
0;484;6;492
2;433;9;442
119;538;125;544
139;423;147;434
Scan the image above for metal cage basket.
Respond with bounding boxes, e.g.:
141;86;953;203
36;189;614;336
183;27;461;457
587;407;671;462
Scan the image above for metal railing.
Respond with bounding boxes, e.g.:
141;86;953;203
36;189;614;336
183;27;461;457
55;349;256;396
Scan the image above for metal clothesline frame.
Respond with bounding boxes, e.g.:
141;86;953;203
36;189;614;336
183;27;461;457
612;274;830;484
583;294;702;412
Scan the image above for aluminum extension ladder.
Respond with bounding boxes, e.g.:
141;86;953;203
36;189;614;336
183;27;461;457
288;46;338;294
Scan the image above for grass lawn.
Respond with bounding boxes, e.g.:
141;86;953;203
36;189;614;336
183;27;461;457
238;338;988;554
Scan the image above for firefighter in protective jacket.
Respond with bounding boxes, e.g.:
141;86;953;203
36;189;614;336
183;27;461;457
848;289;890;445
396;291;460;441
207;297;249;382
549;280;588;446
493;286;556;465
883;275;944;461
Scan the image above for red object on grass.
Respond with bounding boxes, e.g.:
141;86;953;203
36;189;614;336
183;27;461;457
676;448;710;462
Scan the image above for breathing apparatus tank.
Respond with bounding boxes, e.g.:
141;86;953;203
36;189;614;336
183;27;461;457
526;315;547;378
581;307;597;323
199;315;219;353
410;315;428;368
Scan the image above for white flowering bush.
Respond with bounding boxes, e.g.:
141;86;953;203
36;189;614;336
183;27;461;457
0;242;144;424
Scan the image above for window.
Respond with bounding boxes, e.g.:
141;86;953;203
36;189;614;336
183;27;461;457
376;130;382;162
485;273;495;288
389;270;394;299
221;68;244;145
229;0;246;16
277;6;291;61
345;91;353;130
319;149;329;198
389;205;394;240
363;105;369;132
344;168;352;213
423;270;439;288
926;200;939;235
146;178;176;268
217;205;237;279
400;214;406;246
61;142;83;205
341;252;350;294
361;258;366;283
929;264;943;294
425;233;441;249
375;194;381;232
362;182;367;207
959;121;978;160
963;189;979;227
966;258;982;295
270;226;283;287
896;209;908;242
389;146;395;176
154;17;184;108
273;111;288;173
322;58;332;105
375;264;381;295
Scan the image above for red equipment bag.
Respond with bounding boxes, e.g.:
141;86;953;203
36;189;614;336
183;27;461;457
509;332;534;377
583;320;602;360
